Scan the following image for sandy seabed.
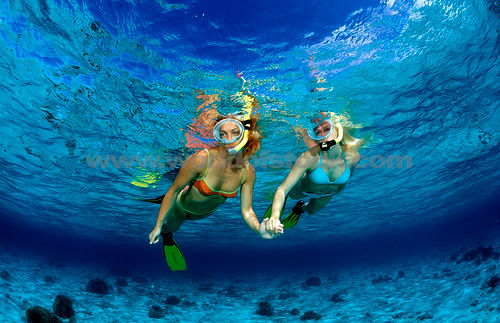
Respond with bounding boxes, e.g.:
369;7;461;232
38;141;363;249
1;241;499;322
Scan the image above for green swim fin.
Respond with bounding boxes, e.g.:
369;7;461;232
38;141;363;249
281;200;305;229
137;195;165;204
161;232;187;271
263;196;288;220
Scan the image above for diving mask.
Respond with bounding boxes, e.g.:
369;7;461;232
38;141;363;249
307;114;343;150
308;118;334;141
213;118;251;154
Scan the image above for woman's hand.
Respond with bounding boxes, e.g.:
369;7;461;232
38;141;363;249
258;218;284;239
149;227;162;244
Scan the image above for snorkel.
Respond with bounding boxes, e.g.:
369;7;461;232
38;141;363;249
228;119;251;154
212;73;253;155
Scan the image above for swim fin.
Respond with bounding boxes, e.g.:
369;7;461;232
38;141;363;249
263;196;288;220
161;232;187;271
137;195;165;204
281;200;305;229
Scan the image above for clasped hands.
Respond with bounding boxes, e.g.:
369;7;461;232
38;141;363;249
259;218;284;239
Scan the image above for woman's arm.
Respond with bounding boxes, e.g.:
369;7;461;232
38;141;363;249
240;165;260;232
148;150;207;244
270;152;311;220
240;165;282;238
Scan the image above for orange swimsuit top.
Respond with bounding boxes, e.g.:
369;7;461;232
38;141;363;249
192;149;247;198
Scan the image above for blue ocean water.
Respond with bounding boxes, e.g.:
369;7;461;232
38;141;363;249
1;0;499;321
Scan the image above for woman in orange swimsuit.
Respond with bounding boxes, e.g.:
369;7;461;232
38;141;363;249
148;94;283;270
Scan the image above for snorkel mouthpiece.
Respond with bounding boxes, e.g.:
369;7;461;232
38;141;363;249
320;140;337;151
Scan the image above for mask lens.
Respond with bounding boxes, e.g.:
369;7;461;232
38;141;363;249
220;127;241;142
314;122;330;137
308;119;333;141
213;119;244;144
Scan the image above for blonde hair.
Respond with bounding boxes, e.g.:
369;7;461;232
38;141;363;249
329;112;365;152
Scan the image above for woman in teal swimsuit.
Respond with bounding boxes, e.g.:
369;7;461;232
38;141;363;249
263;112;363;231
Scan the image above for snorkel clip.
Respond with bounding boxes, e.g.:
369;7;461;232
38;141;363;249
320;139;337;151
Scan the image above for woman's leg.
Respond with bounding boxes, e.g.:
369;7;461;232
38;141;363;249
288;175;306;200
161;192;188;233
161;207;187;233
304;195;333;214
162;189;216;232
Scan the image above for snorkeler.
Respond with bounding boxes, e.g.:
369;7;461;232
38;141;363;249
147;93;283;271
263;112;363;230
